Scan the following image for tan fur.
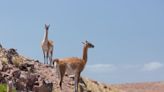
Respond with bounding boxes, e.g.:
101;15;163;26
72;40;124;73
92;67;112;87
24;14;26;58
54;41;94;92
41;24;54;66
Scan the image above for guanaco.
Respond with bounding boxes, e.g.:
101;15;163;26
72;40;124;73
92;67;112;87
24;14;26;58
53;40;94;92
41;24;54;65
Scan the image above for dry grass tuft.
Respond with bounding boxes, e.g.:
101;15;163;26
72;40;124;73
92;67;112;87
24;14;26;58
12;56;23;67
1;57;8;65
79;78;120;92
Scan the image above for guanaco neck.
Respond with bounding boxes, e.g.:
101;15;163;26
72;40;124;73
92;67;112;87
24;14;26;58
82;45;88;63
43;30;48;42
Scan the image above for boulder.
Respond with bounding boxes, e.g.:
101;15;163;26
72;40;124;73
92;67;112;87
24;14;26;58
33;80;53;92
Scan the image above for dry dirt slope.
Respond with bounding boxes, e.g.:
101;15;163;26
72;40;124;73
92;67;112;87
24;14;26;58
0;45;119;92
114;81;164;92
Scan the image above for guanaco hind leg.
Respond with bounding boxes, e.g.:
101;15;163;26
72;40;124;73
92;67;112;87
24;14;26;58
49;48;53;66
59;64;66;89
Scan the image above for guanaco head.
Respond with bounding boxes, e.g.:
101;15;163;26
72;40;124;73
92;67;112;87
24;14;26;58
45;24;50;31
82;40;94;48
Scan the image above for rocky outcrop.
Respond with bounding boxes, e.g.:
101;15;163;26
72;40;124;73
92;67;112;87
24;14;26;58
0;46;118;92
0;47;53;92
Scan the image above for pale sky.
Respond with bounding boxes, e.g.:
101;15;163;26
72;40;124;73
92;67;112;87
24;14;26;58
0;0;164;84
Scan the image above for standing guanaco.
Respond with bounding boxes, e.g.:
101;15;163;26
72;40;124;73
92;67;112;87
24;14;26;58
53;40;94;92
41;24;54;65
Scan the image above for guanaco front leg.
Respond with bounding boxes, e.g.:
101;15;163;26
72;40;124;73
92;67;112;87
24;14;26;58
74;72;80;92
46;52;49;64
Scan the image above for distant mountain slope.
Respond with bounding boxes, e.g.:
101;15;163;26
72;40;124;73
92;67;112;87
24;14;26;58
114;81;164;92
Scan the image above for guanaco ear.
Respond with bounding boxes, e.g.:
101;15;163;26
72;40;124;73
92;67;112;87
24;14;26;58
45;24;50;30
82;42;85;44
45;24;50;27
85;40;88;43
48;24;50;28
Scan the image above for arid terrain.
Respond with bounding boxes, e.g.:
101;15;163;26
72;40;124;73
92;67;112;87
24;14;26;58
0;45;118;92
0;45;164;92
114;81;164;92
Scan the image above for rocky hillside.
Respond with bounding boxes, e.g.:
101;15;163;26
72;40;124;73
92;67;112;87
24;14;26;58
1;44;164;92
0;45;119;92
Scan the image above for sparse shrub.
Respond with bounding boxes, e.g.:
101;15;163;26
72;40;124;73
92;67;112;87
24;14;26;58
1;58;8;65
0;83;17;92
12;56;23;67
0;83;7;92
